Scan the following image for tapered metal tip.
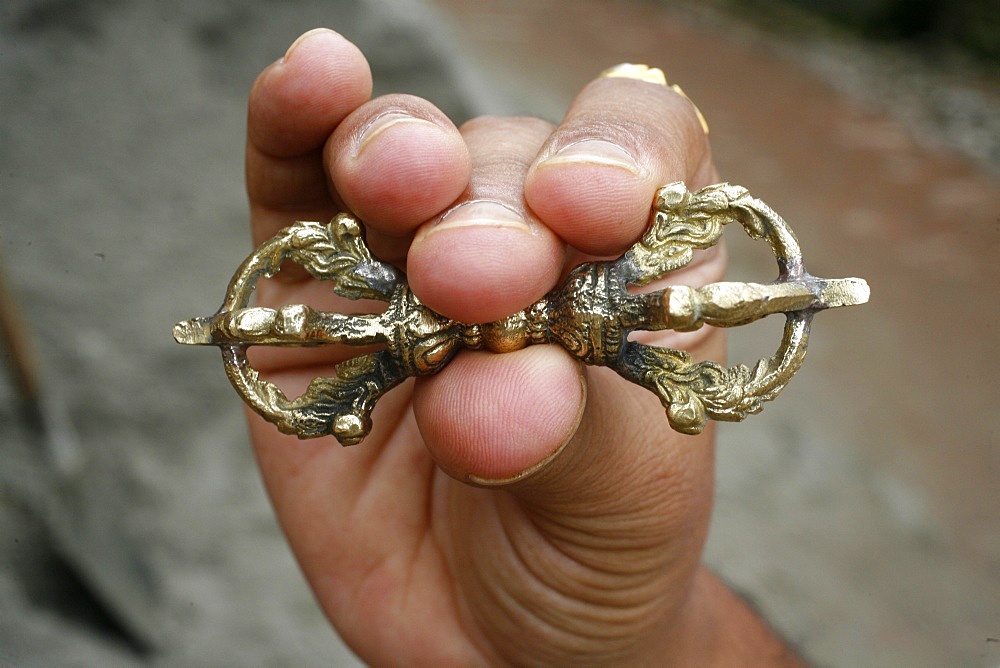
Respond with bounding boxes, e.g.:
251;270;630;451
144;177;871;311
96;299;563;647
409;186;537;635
173;318;214;345
817;277;870;309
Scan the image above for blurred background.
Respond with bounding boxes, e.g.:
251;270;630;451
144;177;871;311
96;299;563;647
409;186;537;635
1;0;997;665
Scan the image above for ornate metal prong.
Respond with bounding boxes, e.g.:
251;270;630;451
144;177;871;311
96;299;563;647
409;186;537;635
175;183;869;445
601;182;869;434
174;305;389;347
647;276;870;332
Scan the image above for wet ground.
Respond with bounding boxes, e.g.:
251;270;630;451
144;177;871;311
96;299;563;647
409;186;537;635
2;0;998;665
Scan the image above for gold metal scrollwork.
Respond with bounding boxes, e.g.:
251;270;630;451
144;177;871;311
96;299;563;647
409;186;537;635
174;182;869;445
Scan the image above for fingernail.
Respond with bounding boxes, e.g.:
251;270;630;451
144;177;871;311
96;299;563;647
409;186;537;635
425;200;530;237
538;139;640;173
283;28;333;61
355;111;439;156
467;444;565;487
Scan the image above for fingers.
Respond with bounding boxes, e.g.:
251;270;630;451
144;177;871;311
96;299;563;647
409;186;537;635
505;72;724;515
412;71;727;623
248;30;471;268
242;43;732;660
525;69;716;256
247;29;372;247
413;67;725;486
245;31;470;375
414;345;586;483
406;117;565;323
327;94;471;237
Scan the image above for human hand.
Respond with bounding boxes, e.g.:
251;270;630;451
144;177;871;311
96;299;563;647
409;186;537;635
244;28;798;665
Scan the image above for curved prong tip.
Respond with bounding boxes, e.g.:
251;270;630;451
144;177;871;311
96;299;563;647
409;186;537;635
816;277;870;309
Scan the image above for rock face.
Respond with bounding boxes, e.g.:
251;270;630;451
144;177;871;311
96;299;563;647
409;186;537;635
2;0;999;666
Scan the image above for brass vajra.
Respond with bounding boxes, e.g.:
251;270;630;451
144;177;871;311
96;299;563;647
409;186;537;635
174;182;869;445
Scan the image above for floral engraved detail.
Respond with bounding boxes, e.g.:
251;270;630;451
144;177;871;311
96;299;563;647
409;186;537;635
624;182;767;286
625;314;811;434
283;215;401;301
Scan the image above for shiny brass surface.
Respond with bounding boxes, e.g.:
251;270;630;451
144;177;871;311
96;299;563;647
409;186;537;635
175;182;869;445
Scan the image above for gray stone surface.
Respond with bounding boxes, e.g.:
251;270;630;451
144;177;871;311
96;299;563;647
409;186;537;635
2;0;999;666
1;0;479;664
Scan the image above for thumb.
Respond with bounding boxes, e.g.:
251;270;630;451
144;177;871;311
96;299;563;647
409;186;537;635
413;318;723;661
414;328;721;541
413;345;585;484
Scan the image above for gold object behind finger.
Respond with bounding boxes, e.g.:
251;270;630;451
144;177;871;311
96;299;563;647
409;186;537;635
175;183;869;445
600;63;668;85
600;64;709;134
